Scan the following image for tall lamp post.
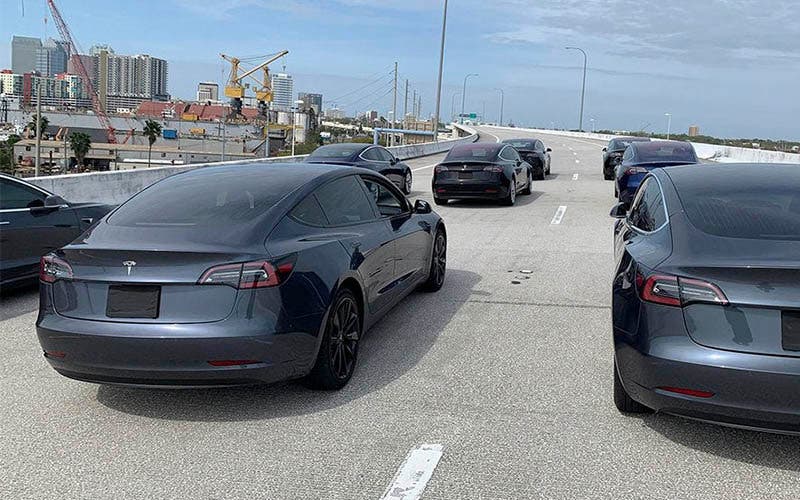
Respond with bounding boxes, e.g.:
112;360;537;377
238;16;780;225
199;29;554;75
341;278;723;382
590;118;595;132
665;113;672;140
450;91;461;123
291;99;304;156
432;0;448;142
494;88;504;126
565;46;587;131
460;73;478;124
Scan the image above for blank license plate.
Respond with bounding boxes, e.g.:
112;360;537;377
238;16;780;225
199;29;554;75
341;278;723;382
458;172;473;179
106;285;161;319
781;311;800;351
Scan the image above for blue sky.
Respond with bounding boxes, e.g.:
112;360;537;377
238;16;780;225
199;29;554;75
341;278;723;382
1;0;798;139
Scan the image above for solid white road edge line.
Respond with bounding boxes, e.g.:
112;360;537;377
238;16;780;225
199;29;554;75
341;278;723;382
412;163;439;172
572;173;579;180
551;205;567;225
381;444;444;500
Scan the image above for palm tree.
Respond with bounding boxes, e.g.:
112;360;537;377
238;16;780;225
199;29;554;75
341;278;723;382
27;115;49;138
142;119;162;167
69;132;91;170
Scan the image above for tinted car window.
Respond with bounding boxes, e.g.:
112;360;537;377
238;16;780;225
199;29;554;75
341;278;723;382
503;140;536;150
377;148;395;162
629;178;666;232
445;145;500;161
682;184;800;241
290;194;328;226
307;144;363;160
314;176;376;225
361;148;382;161
634;142;697;163
362;177;406;217
536;141;544;152
0;178;46;209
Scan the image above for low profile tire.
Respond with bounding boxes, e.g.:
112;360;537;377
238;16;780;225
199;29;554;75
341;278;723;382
534;167;545;180
603;169;613;181
402;171;413;195
521;169;533;195
433;196;447;206
613;359;652;413
420;229;446;292
305;289;361;390
502;177;517;206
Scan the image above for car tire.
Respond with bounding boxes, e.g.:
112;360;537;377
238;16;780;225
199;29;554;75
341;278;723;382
420;229;446;292
502;177;517;206
402;171;413;195
603;169;613;181
305;289;361;390
521;170;532;195
534;166;545;180
613;359;653;413
433;196;447;206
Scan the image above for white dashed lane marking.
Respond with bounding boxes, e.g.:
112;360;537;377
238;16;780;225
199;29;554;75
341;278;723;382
551;205;567;225
572;173;579;180
381;444;444;500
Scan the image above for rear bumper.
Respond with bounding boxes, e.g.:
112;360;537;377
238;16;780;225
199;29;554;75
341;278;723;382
432;179;510;200
615;336;800;433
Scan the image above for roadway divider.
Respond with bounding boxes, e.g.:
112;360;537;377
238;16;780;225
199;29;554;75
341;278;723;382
482;125;800;164
28;124;478;205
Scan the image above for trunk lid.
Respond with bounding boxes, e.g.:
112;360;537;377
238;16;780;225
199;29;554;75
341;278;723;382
438;161;497;181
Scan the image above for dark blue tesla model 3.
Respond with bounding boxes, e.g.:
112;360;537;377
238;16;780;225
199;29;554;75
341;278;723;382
614;140;698;204
611;163;800;433
36;162;446;390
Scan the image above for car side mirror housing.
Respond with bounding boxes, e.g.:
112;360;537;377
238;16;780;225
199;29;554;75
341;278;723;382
609;202;628;218
389;157;398;165
414;199;432;214
45;194;68;207
546;148;552;152
602;147;607;152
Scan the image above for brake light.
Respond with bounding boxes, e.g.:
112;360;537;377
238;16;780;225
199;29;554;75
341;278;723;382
483;166;503;173
624;166;648;175
434;165;448;173
207;359;261;367
198;255;296;289
39;255;73;283
639;273;728;307
657;386;715;398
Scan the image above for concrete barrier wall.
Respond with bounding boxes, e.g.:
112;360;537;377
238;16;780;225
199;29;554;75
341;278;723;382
28;125;478;205
482;125;800;164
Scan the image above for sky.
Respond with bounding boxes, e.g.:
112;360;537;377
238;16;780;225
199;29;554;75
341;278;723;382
1;0;798;139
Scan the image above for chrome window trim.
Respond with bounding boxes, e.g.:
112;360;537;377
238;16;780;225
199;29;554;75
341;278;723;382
0;175;54;212
358;146;382;163
628;174;670;235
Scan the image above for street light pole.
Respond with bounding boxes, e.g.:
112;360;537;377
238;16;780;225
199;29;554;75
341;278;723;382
665;113;672;140
432;0;448;142
460;73;478;124
494;88;504;125
565;46;587;132
450;92;461;123
590;118;595;132
35;82;42;176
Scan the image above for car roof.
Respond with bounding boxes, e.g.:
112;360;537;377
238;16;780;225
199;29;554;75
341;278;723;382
501;138;537;143
662;163;800;189
611;136;650;142
451;142;504;153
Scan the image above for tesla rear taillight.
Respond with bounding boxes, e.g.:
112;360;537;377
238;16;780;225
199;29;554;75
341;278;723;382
39;255;73;283
434;165;448;173
657;386;715;398
639;273;728;307
483;166;503;173
624;166;648;175
198;255;296;289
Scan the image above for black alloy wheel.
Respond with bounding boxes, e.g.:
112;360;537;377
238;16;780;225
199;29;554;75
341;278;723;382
403;171;413;195
306;289;361;389
421;229;447;292
502;176;517;206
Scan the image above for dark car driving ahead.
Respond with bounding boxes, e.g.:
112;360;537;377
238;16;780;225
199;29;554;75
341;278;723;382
36;162;446;390
602;136;650;180
501;138;552;179
306;143;414;194
432;143;533;206
614;140;698;204
611;164;800;434
0;174;114;289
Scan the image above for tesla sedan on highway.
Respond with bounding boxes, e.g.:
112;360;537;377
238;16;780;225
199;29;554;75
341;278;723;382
36;162;447;390
501;138;552;179
611;164;800;433
432;143;532;206
614;140;698;204
1;173;114;289
306;143;414;194
602;136;650;180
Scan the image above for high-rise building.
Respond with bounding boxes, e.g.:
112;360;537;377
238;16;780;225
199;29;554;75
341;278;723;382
94;48;169;111
67;54;98;89
36;39;70;76
298;92;322;116
11;36;42;74
366;109;378;122
326;107;345;120
688;125;700;137
197;82;219;102
270;73;293;110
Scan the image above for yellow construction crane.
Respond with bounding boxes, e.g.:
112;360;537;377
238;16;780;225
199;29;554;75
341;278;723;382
221;50;289;118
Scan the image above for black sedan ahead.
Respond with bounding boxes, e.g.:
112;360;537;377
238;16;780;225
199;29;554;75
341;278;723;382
501;138;552;179
432;143;532;206
36;163;446;390
614;140;698;204
306;143;413;194
0;173;114;289
602;136;649;180
611;164;800;434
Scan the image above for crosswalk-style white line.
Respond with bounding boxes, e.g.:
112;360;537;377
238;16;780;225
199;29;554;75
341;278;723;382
551;205;567;224
381;444;444;500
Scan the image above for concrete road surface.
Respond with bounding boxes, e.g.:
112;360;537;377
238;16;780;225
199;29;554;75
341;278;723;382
2;127;799;499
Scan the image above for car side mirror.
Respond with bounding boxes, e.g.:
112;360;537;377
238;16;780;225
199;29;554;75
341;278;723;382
45;194;68;207
546;148;552;153
389;157;398;165
609;202;628;219
602;147;607;152
414;199;432;214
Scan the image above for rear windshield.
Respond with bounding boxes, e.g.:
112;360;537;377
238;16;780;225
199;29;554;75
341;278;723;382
503;140;536;149
682;186;800;240
108;169;286;227
308;144;362;160
445;146;499;161
609;138;647;151
635;143;697;163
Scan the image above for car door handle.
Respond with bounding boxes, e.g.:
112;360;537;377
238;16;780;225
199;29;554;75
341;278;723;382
81;217;94;224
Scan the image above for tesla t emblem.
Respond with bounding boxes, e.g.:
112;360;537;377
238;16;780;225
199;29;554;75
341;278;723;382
123;261;136;276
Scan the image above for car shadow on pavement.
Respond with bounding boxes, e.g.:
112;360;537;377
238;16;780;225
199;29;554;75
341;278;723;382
0;284;39;322
641;414;800;472
95;268;481;422
444;191;543;209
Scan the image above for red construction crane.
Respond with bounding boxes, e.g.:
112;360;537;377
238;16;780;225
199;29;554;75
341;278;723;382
46;0;117;143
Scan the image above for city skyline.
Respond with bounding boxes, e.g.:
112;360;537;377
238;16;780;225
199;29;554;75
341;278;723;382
1;1;798;139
